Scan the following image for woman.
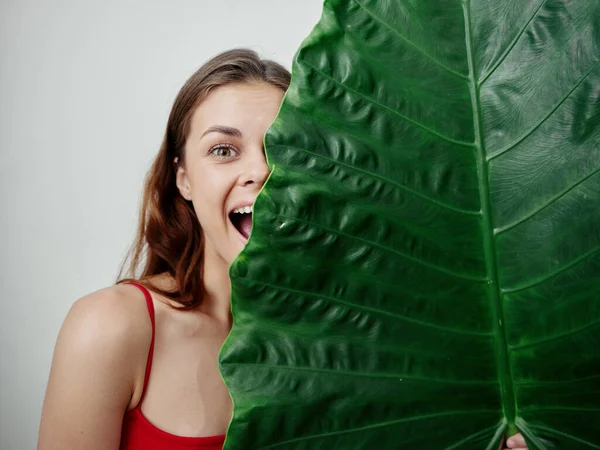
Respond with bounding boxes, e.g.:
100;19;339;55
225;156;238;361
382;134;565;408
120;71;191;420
37;49;529;450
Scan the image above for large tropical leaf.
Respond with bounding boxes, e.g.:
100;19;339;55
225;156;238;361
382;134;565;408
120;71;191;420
219;0;600;448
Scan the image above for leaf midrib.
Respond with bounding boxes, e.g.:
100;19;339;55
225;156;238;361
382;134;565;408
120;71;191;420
463;0;517;434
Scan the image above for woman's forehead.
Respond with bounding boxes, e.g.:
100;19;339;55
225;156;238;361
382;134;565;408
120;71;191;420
190;82;284;135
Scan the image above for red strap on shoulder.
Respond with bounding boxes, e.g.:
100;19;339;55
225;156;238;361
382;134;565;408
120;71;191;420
126;282;155;404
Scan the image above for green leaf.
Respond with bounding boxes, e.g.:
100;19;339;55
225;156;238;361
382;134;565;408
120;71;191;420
219;0;600;448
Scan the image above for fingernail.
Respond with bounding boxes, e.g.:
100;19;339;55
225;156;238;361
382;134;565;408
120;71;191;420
506;438;514;447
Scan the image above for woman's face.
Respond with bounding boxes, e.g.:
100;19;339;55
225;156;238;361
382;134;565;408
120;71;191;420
176;82;285;266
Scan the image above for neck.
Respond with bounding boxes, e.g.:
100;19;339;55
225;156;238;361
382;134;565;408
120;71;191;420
200;245;233;325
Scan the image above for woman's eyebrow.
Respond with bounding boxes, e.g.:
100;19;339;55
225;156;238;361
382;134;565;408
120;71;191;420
201;125;243;138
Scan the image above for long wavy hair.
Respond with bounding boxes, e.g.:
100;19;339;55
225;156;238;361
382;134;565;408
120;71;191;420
118;49;291;308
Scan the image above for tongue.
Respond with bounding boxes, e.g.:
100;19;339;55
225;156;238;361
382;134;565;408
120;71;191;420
239;214;253;239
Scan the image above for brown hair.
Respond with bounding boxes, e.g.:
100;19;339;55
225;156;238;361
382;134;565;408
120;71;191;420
118;48;291;308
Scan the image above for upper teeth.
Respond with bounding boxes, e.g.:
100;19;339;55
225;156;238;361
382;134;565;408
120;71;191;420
232;205;252;214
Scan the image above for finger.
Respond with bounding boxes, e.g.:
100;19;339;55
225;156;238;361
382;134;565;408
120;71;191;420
503;448;527;450
498;437;505;450
506;433;527;448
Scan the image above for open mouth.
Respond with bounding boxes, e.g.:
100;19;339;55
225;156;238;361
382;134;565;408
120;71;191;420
229;205;253;240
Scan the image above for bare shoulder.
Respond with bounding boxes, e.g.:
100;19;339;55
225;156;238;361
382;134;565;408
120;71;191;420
62;283;152;348
38;283;155;448
52;283;154;389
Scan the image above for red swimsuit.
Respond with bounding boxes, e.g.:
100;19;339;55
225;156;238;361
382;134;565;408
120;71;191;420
120;282;226;450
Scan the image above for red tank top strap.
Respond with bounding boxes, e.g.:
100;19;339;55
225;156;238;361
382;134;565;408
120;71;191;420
126;282;156;404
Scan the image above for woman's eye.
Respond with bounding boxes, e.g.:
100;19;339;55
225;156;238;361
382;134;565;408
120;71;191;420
210;145;237;159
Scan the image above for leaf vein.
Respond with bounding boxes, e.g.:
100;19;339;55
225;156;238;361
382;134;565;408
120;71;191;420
223;362;496;385
522;406;600;413
502;244;600;294
232;275;492;337
515;373;600;387
255;409;498;449
277;212;488;282
352;0;469;81
444;424;503;450
528;425;600;449
510;315;600;351
275;143;481;216
495;164;600;235
302;61;475;148
487;61;599;161
478;0;548;86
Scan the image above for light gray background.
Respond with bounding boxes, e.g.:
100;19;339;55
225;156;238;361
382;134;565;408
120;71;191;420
0;1;324;447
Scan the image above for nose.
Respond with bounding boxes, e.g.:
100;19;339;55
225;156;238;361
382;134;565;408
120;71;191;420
240;147;270;187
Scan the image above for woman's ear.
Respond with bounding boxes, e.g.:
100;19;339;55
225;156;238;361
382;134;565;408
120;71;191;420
175;158;192;201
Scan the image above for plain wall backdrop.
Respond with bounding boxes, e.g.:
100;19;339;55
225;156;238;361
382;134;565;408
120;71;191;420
0;0;324;447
